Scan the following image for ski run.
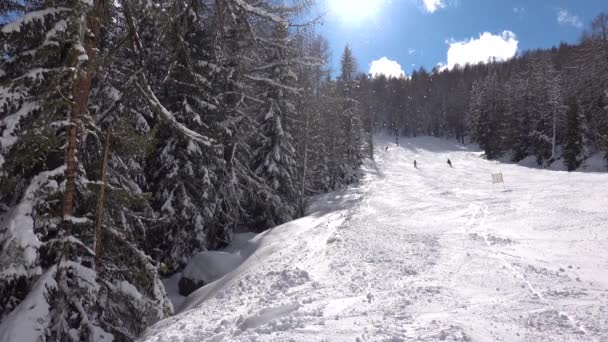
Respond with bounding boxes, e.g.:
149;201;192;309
142;137;608;342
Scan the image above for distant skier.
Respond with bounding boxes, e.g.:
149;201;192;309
385;146;388;152
447;159;453;168
414;160;417;168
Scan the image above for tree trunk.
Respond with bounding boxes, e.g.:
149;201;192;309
63;0;105;226
94;129;111;269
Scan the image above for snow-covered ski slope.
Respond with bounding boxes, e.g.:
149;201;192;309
142;136;608;342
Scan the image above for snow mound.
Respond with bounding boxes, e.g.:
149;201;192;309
179;251;244;296
580;153;607;172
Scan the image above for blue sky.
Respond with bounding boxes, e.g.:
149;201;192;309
312;0;607;76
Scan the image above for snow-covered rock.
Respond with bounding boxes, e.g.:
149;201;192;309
178;251;244;296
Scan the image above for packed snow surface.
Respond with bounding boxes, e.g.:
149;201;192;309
142;136;608;342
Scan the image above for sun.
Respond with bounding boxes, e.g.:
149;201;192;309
326;0;385;24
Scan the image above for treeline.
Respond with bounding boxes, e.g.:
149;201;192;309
0;0;370;340
362;13;608;170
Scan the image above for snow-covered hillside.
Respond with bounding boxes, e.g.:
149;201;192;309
141;137;608;342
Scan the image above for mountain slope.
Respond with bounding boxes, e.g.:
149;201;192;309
141;136;608;342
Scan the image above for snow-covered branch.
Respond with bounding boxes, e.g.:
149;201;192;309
135;80;213;146
233;0;286;25
245;75;302;94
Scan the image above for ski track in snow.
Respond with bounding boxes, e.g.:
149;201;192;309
142;136;608;342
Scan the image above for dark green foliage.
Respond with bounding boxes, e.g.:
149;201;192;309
563;97;584;171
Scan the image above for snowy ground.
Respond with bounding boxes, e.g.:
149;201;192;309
142;136;608;342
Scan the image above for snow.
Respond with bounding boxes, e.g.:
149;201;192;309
1;8;70;33
0;166;65;279
0;266;57;342
162;233;258;312
499;151;607;172
63;215;93;224
118;280;144;301
136;81;213;146
186;140;200;155
182;251;244;285
162;272;187;310
161;188;176;215
141;136;608;342
580;153;607;172
0;102;40;153
0;85;25;110
233;0;285;24
245;75;301;94
43;19;67;47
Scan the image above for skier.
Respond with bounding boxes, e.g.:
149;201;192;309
385;146;388;152
447;159;453;168
414;160;417;168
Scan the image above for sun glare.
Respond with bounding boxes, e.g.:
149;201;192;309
326;0;385;24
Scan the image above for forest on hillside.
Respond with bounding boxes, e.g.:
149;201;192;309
363;13;608;170
0;0;606;340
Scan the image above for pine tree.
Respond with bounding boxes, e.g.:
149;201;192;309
563;96;584;170
332;45;365;186
467;73;504;159
529;55;564;166
135;0;226;268
0;1;172;340
506;73;534;161
0;0;94;329
250;22;299;227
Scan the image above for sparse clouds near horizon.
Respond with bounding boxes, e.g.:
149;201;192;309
369;57;406;78
444;31;519;70
557;9;583;28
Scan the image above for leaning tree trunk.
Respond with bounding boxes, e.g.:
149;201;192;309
63;0;105;227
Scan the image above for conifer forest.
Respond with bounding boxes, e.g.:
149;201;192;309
1;1;607;341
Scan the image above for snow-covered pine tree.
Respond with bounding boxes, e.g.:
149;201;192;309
333;45;365;186
446;79;469;143
467;73;505;159
0;0;96;332
291;32;328;214
0;1;172;340
355;73;375;156
579;13;608;162
128;0;227;269
249;17;300;227
529;55;564;166
563;96;585;170
505;71;535;162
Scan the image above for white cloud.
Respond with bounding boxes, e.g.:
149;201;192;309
408;48;416;55
369;57;406;78
436;62;447;71
557;9;582;29
422;0;445;13
444;31;518;70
